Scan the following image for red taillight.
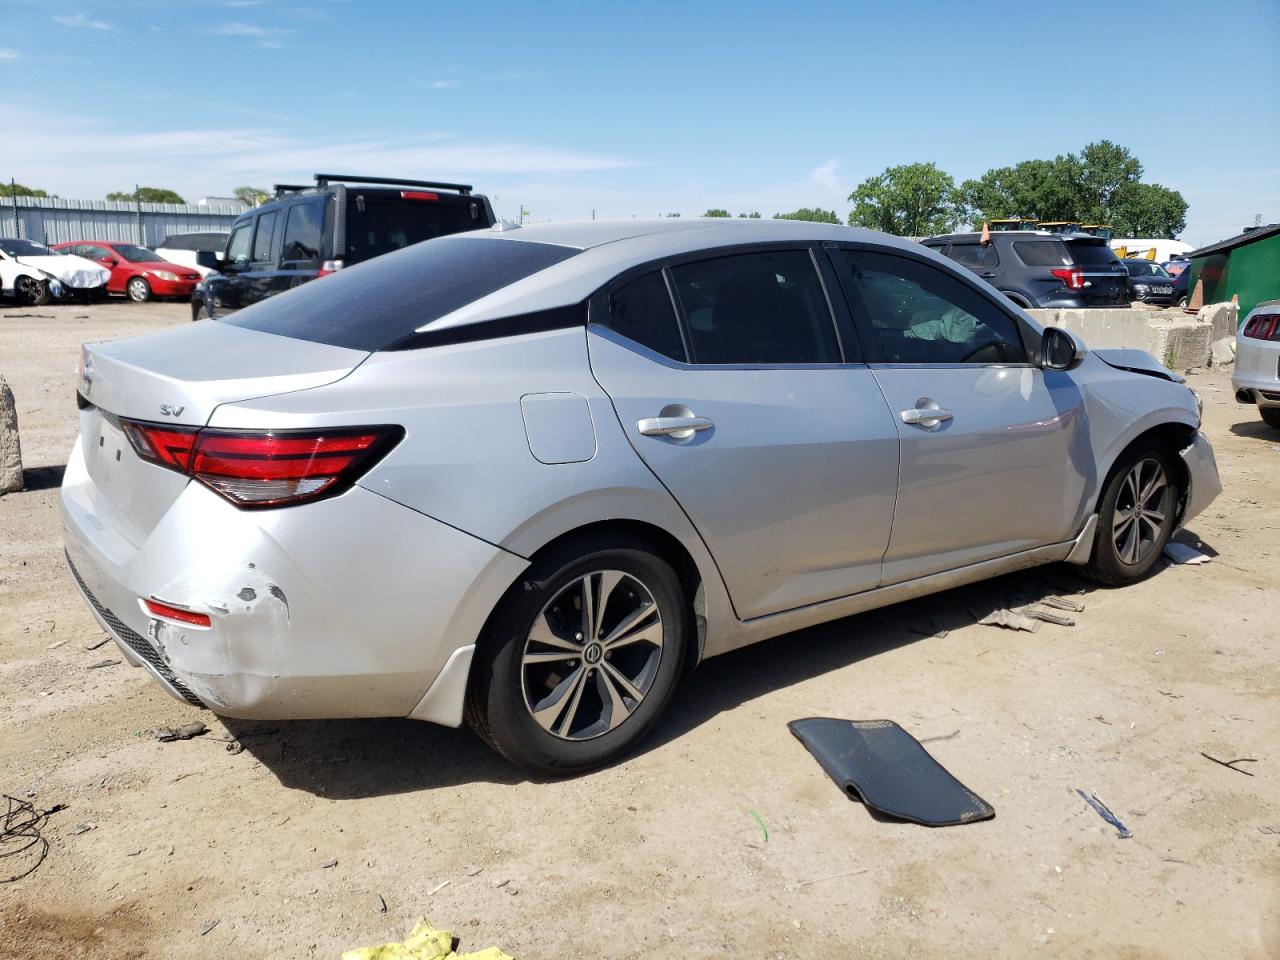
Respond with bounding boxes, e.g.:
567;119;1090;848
400;190;439;201
120;422;403;508
1050;267;1086;290
1243;314;1280;341
143;598;211;628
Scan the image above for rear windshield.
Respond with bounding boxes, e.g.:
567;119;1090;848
1012;240;1068;267
222;236;579;351
344;195;487;265
1125;261;1172;278
1065;240;1121;266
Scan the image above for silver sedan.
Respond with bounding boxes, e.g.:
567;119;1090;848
62;219;1221;773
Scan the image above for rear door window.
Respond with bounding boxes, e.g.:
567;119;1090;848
344;196;483;265
947;243;999;269
280;199;327;269
1013;240;1068;267
252;211;280;264
669;250;840;364
222;236;579;351
607;271;687;361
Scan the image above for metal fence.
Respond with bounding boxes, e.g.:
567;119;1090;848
0;195;245;247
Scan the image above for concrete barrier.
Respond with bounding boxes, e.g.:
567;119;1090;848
1026;302;1238;371
0;376;22;494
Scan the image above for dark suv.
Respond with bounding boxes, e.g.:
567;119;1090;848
192;174;496;321
922;231;1129;308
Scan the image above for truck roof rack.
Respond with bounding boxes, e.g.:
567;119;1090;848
312;173;473;195
273;183;310;196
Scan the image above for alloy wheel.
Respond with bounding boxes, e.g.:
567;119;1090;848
520;569;664;741
128;279;149;301
1112;458;1168;566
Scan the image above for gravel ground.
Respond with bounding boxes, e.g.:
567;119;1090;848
1;301;1277;959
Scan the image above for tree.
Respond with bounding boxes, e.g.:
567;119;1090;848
958;157;1080;226
847;162;959;236
1072;140;1141;224
737;211;761;218
233;185;270;207
702;208;730;218
1110;182;1188;238
106;187;186;204
773;207;839;224
2;179;49;197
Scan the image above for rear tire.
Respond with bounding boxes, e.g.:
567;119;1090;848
1084;443;1180;586
466;537;688;776
193;304;211;322
1261;407;1280;430
127;277;152;302
15;276;49;306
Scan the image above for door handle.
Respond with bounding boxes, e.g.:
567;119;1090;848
900;407;953;426
637;415;714;439
980;271;997;278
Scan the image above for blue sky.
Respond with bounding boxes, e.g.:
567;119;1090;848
2;0;1277;246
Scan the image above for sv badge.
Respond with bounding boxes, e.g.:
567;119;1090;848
159;403;185;417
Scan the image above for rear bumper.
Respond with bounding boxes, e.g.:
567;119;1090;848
1179;431;1222;528
60;438;527;724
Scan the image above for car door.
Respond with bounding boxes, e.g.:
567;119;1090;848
81;244;123;292
944;240;1001;288
209;220;255;316
243;209;282;307
587;246;900;620
276;198;328;293
829;244;1090;585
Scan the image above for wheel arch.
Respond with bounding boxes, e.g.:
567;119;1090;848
1093;419;1197;522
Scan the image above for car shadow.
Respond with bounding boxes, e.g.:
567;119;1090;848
227;563;1123;798
1228;419;1280;441
19;464;66;492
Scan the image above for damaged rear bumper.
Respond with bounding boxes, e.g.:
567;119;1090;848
1179;430;1221;528
60;441;527;724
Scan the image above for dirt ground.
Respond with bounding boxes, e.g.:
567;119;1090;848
1;301;1277;960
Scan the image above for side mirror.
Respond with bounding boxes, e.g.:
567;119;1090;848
1040;325;1088;371
195;250;219;270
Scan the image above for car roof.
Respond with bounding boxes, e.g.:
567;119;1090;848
419;218;938;332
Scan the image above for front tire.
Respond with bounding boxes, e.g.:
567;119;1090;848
193;303;212;322
466;538;688;775
1084;444;1179;586
14;276;49;306
1261;407;1280;430
126;277;152;302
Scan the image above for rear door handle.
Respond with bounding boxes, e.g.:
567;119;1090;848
900;407;954;426
637;415;714;439
980;271;998;278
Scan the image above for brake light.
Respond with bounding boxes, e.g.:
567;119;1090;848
400;190;439;201
317;258;344;277
1242;314;1280;341
121;422;403;508
1050;267;1086;290
143;598;211;628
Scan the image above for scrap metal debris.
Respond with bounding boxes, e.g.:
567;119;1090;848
2;795;65;882
85;637;110;651
342;919;513;960
1076;789;1132;839
976;608;1040;633
1200;753;1258;777
200;919;220;936
86;659;120;669
154;722;208;742
1016;606;1075;627
1163;542;1211;565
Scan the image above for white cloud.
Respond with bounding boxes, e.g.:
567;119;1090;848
52;12;116;30
208;21;295;46
810;159;844;195
427;79;461;89
0;47;21;60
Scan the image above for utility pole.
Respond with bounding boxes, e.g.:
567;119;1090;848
518;204;527;224
135;183;144;245
10;179;19;237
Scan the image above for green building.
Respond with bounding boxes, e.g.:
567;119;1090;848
1186;223;1280;320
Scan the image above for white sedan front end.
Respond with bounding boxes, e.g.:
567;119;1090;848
1232;300;1280;430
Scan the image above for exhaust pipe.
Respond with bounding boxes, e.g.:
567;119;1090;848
1235;389;1254;404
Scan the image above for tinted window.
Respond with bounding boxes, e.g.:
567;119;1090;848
344;196;482;265
669;250;839;364
159;232;228;252
835;250;1027;364
607;271;686;361
223;236;579;351
947;243;999;268
1013;240;1068;267
113;244;164;263
0;238;53;257
252;211;279;263
226;223;252;263
281;200;326;268
1065;240;1121;266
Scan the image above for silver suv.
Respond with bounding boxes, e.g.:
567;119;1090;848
63;218;1220;773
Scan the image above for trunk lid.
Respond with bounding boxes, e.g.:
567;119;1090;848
78;322;368;540
1064;238;1130;306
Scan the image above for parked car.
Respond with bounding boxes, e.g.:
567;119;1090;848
52;241;202;302
191;174;496;321
63;219;1220;774
1172;262;1193;307
1122;259;1177;305
0;237;109;305
1232;300;1280;429
154;232;230;279
1162;258;1191;277
923;230;1130;308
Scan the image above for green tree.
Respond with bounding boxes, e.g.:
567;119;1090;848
233;185;270;207
106;187;186;204
2;179;49;197
847;162;959;236
773;207;840;224
702;208;730;218
737;211;761;218
1110;182;1188;238
958;157;1079;226
1072;140;1141;224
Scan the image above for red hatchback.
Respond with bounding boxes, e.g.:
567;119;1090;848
52;241;202;302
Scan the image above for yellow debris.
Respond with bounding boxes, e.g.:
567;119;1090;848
341;919;513;960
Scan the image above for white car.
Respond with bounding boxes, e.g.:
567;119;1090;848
153;232;229;279
1233;300;1280;429
0;237;110;305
